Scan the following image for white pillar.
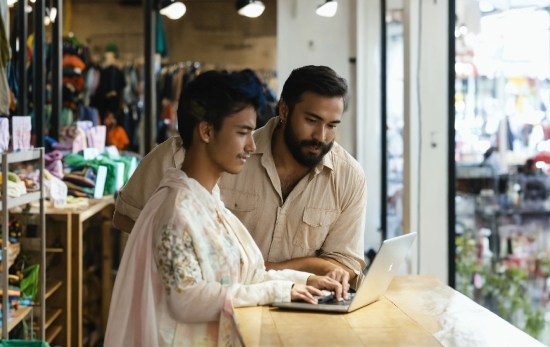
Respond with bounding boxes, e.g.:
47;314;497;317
403;0;450;283
356;0;383;252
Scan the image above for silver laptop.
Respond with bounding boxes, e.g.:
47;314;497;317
272;232;417;313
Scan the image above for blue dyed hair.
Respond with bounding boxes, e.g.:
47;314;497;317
177;69;266;149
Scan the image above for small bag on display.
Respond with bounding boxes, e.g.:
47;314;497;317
11;116;32;151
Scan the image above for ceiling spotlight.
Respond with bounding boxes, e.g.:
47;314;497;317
7;0;17;7
44;8;51;25
316;0;337;17
49;7;57;23
158;0;186;20
236;0;265;18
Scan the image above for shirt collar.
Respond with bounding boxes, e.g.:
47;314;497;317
253;117;335;172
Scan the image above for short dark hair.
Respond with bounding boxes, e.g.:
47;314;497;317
177;69;265;149
279;65;348;116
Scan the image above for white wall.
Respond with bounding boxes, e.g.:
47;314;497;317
277;0;354;152
277;0;383;253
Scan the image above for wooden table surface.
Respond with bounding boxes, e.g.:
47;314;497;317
235;275;546;347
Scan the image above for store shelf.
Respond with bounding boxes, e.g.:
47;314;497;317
0;191;41;211
0;243;20;270
0;148;45;340
0;306;33;337
34;309;62;331
45;248;63;253
3;150;42;164
46;325;62;344
456;166;496;179
45;280;63;300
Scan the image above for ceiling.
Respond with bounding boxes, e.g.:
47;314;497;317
482;0;550;9
389;0;550;11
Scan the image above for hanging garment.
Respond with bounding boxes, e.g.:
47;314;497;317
123;65;139;106
7;60;18;101
107;126;129;151
156;12;168;58
0;14;9;115
78;106;100;126
89;66;126;120
83;65;101;106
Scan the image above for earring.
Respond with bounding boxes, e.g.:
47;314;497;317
280;118;284;124
203;138;209;143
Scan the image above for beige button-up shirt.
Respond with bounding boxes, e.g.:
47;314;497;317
114;117;367;282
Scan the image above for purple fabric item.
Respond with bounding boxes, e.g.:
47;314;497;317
53;142;73;150
45;150;64;179
88;125;106;153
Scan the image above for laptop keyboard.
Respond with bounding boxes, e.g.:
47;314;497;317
321;292;356;305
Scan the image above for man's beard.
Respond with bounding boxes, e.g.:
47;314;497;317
284;122;334;168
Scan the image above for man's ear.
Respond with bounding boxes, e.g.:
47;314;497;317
278;100;289;122
198;121;213;143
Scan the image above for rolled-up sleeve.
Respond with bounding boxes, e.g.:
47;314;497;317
319;171;367;287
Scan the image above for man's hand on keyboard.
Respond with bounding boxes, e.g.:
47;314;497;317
306;275;347;301
325;267;350;298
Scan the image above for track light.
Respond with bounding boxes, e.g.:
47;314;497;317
236;0;265;18
158;0;186;20
50;7;57;23
45;8;51;25
316;0;337;18
7;0;17;7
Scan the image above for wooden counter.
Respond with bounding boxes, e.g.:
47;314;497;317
235;275;545;347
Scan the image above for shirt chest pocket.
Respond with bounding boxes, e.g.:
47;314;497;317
293;208;340;250
220;189;258;212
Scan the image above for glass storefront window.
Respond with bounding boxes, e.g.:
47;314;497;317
455;0;550;343
386;9;404;240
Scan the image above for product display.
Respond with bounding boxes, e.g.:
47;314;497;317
455;2;550;343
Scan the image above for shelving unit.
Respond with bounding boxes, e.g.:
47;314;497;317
14;208;72;346
0;148;45;341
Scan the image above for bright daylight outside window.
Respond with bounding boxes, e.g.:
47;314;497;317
455;0;550;342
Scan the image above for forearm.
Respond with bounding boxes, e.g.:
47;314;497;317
265;257;356;280
232;280;293;307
